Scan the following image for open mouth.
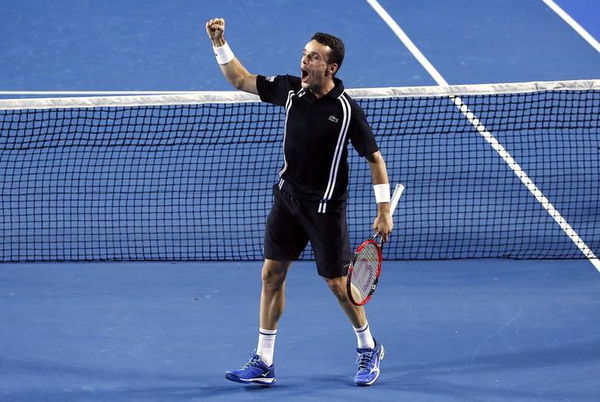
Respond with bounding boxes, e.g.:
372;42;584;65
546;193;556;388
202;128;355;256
301;68;309;83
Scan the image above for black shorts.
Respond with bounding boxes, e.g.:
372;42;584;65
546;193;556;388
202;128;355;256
264;185;352;279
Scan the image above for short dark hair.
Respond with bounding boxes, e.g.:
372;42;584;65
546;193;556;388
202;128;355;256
311;32;345;72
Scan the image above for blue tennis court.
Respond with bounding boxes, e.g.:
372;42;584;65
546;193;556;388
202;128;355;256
1;1;599;401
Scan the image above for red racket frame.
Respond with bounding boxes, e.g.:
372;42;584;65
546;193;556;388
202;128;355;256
346;238;383;306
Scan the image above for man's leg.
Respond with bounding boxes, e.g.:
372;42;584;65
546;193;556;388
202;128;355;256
325;275;384;386
225;259;290;385
256;259;291;367
325;276;374;348
324;275;367;329
260;259;291;330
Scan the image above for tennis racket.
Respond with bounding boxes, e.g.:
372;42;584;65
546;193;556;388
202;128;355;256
347;183;405;306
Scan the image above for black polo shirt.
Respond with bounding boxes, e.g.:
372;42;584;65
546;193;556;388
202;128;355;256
256;74;378;213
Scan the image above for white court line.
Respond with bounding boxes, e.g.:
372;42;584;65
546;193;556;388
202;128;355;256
365;0;449;86
366;0;600;272
542;0;600;53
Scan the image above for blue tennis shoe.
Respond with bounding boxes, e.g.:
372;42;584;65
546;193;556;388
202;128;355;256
225;354;276;385
354;340;384;386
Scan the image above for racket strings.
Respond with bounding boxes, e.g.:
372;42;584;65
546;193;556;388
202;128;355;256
350;243;380;302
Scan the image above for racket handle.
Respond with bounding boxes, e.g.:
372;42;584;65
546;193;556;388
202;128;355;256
390;183;405;217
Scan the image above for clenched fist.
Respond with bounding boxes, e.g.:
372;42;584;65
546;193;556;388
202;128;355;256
206;18;226;46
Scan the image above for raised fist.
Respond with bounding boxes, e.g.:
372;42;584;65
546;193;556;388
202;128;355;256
206;18;225;45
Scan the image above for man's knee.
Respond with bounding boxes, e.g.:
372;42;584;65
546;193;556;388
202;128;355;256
325;276;347;299
261;260;289;291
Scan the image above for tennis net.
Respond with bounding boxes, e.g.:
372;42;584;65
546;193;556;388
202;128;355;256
1;80;598;262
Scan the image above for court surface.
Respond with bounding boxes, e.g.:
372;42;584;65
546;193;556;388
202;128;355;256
1;1;599;401
2;260;599;401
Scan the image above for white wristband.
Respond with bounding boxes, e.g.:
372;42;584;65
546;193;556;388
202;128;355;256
213;42;235;65
373;184;391;203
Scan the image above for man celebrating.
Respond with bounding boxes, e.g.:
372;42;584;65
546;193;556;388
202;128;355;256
206;18;392;386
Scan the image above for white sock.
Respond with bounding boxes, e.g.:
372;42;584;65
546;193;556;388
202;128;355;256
353;323;375;349
256;328;277;366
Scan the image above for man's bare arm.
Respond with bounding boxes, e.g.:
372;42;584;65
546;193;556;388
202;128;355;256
205;18;258;95
369;151;393;241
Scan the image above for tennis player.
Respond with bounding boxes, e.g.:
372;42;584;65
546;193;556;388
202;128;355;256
206;18;393;386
